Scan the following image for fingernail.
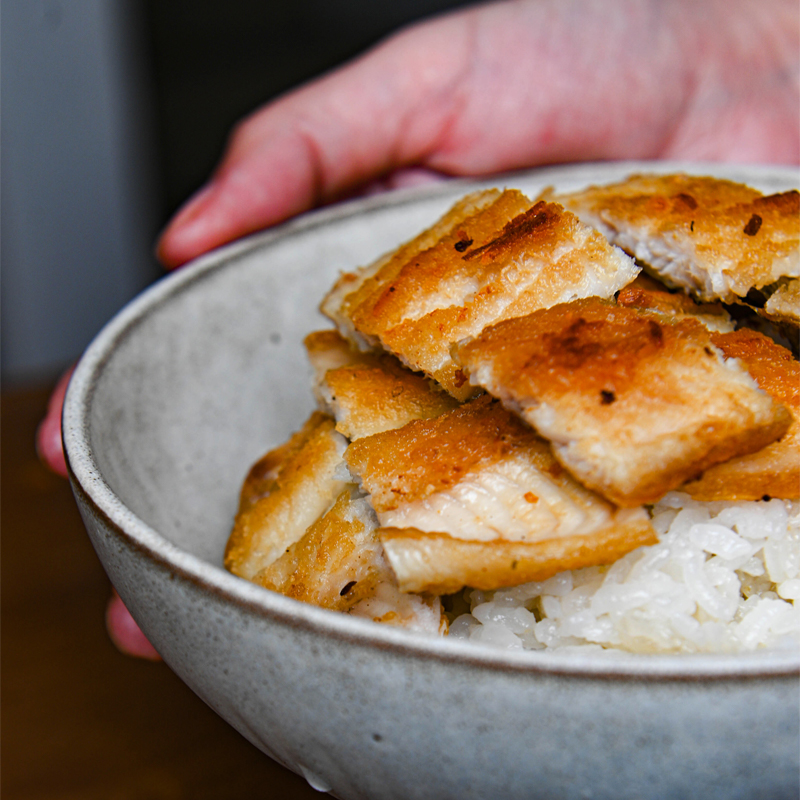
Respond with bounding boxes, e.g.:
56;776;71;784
156;183;220;268
171;182;218;227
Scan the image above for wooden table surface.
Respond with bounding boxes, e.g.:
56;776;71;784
2;385;322;800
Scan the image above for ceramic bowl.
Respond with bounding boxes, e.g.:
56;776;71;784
64;162;800;800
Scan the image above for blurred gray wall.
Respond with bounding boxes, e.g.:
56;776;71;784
1;0;161;385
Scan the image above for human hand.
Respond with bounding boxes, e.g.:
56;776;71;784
157;0;798;267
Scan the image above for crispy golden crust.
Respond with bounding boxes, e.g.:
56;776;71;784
253;489;447;631
456;298;792;507
237;427;310;514
345;395;541;513
683;329;800;500
710;329;799;405
379;507;656;595
225;412;348;580
320;189;504;341
305;329;459;440
303;330;379;412
323;191;638;399
303;329;368;367
304;329;378;410
253;490;384;609
324;363;460;440
304;329;375;377
348;191;532;335
558;173;800;302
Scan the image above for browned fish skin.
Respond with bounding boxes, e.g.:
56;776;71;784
251;485;447;632
348;191;533;337
379;507;656;595
346;395;657;591
683;328;800;501
225;412;348;580
322;190;638;400
456;298;792;507
304;329;458;440
557;173;800;303
345;395;539;514
304;329;369;370
237;425;314;514
254;490;383;609
321;189;504;345
325;363;460;440
303;329;376;408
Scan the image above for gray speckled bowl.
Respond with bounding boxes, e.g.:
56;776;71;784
64;162;800;800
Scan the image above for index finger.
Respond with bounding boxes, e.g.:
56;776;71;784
156;9;478;268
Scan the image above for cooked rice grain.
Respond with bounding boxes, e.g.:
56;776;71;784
449;493;800;654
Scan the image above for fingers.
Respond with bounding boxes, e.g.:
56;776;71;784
36;365;74;478
106;590;162;661
156;0;798;270
156;9;479;268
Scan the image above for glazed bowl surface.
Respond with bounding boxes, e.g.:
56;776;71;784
64;162;800;800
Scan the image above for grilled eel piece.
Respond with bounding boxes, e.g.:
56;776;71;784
227;412;445;633
322;189;638;400
455;297;791;508
346;395;656;595
616;283;799;501
554;173;800;305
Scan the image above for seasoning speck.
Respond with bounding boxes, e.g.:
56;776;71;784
600;389;616;405
743;214;762;236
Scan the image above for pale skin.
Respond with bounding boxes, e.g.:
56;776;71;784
37;0;799;658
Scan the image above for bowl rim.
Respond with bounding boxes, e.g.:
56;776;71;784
63;160;800;680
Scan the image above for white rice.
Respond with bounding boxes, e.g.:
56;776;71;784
448;493;800;655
